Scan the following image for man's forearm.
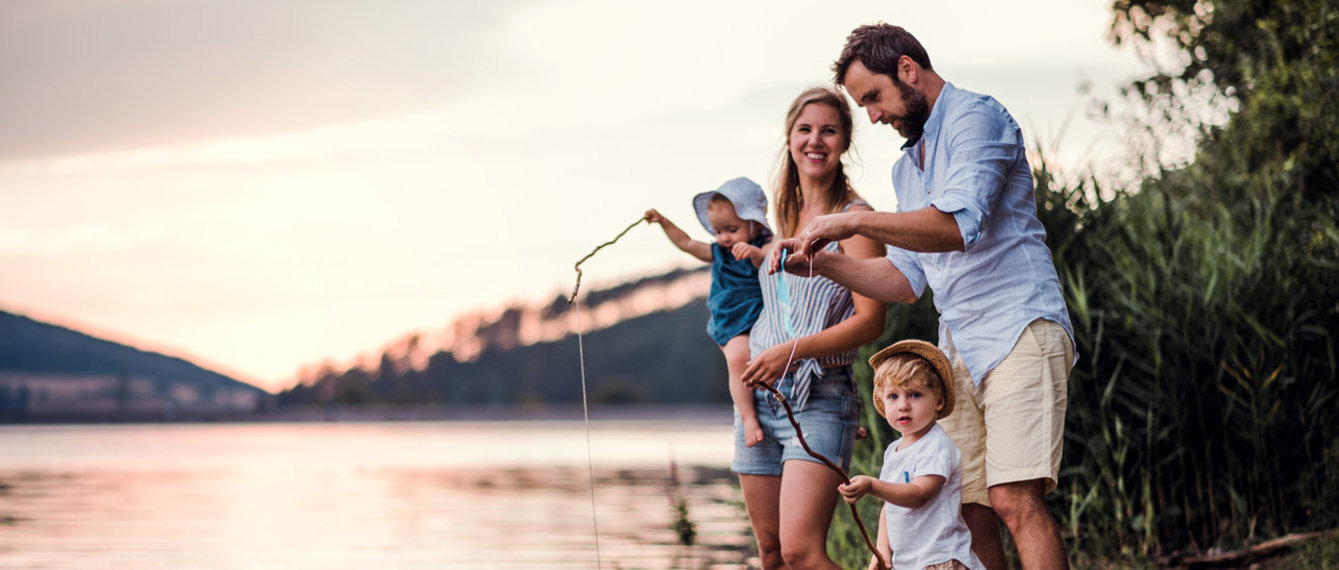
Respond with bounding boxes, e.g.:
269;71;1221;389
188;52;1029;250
813;251;917;304
846;208;964;253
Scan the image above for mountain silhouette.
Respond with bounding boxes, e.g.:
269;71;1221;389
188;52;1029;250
0;310;266;421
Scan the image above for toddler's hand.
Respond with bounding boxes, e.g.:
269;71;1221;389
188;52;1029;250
837;475;874;504
643;209;665;224
732;242;760;263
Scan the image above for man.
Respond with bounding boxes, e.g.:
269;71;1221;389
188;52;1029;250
776;24;1077;569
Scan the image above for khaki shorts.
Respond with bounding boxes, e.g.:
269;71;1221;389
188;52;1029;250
938;319;1073;506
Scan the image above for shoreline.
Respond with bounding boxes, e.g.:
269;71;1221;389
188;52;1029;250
0;403;738;426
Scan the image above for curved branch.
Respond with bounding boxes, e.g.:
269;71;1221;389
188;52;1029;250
570;217;647;303
754;381;889;570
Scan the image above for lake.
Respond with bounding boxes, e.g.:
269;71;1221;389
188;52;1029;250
0;411;756;569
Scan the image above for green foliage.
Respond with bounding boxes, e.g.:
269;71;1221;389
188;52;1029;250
1051;0;1339;559
1286;533;1339;569
1043;160;1339;559
1113;0;1339;200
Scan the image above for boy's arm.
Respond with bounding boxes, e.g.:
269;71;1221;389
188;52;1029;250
863;474;946;509
645;209;712;262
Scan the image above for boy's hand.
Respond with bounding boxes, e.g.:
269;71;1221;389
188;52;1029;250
644;209;665;224
867;555;883;570
838;475;874;504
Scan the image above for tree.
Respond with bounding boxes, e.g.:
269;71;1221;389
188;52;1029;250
1112;0;1339;204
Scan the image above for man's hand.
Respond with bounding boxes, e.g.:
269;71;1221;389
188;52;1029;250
797;213;857;256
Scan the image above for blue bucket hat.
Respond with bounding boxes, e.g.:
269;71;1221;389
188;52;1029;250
691;177;772;239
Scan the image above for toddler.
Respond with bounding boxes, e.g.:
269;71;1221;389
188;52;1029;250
838;339;984;570
645;177;771;446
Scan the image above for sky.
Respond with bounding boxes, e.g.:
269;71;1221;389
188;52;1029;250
0;0;1148;392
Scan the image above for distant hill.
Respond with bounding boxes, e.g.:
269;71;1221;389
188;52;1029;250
0;310;267;421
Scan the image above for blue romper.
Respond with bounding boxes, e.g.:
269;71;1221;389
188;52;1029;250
706;236;767;346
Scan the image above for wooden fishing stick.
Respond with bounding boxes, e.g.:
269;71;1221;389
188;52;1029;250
752;380;890;570
570;217;647;303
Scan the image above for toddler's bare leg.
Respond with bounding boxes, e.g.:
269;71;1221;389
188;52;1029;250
723;335;763;447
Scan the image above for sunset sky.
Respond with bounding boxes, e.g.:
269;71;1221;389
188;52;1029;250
0;0;1147;392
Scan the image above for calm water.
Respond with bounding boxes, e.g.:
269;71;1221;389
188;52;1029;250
0;415;756;569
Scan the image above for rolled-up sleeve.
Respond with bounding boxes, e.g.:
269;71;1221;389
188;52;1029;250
884;245;926;300
928;102;1023;250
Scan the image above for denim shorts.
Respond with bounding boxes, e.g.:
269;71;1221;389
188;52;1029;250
731;367;862;476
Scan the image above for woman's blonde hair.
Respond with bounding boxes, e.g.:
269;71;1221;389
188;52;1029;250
772;86;859;238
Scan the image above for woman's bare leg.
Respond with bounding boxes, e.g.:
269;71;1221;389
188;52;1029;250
739;473;784;568
778;460;844;570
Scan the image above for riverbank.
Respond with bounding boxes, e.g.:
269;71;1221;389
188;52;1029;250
1;403;738;425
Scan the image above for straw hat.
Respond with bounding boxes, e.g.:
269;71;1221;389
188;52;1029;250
692;177;773;239
868;339;955;420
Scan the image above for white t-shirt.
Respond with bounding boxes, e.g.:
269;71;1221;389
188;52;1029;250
879;423;985;569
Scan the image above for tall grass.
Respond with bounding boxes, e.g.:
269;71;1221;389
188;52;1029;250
1043;154;1339;561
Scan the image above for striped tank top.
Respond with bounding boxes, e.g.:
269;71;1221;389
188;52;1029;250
748;200;867;410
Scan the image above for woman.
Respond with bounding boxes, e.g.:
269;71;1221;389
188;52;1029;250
736;86;886;569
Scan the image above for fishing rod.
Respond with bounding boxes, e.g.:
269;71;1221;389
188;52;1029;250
566;215;648;569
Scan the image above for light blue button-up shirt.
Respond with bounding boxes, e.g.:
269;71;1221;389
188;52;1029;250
884;82;1075;385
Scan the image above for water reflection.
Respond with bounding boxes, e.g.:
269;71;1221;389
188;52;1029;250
0;420;754;569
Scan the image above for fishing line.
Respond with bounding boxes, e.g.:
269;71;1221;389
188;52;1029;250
565;221;883;568
573;297;603;569
567;215;645;568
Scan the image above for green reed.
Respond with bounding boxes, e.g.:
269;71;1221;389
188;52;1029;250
1040;153;1339;561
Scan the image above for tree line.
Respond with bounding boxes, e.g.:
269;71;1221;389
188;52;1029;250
277;301;730;410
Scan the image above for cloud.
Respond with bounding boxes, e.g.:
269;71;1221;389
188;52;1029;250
0;0;537;160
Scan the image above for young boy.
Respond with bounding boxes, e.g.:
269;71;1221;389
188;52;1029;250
645;177;771;446
838;339;985;570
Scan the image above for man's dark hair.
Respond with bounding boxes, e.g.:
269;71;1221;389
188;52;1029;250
832;23;933;85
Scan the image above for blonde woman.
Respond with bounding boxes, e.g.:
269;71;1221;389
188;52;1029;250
735;86;886;569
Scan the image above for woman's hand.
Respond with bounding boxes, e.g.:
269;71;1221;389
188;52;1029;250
768;237;831;275
741;342;801;388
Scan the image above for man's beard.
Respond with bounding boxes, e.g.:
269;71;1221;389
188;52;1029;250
895;81;930;142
